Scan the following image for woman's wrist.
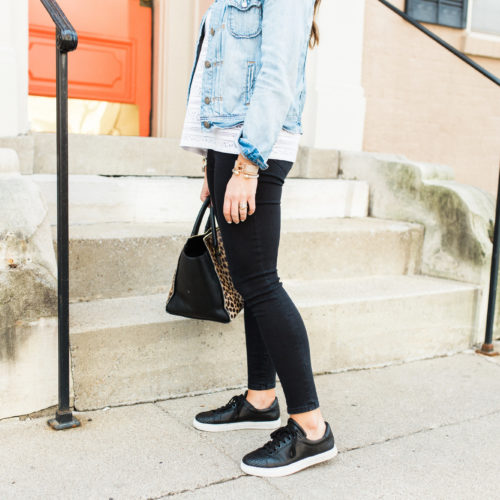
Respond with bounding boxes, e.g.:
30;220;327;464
234;154;260;177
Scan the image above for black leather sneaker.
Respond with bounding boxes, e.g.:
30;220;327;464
192;390;281;432
240;417;337;477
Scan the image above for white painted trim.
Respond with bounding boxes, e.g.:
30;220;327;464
0;0;29;136
301;0;366;151
466;0;500;39
152;0;198;138
465;31;500;42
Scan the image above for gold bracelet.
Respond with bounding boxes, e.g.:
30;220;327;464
232;167;259;179
233;157;259;178
232;163;259;178
235;157;259;172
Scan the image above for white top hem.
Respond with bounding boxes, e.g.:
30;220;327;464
179;9;301;164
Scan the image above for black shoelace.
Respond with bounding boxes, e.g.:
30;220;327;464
263;422;300;458
216;393;246;413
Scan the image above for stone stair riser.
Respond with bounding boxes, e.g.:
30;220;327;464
59;224;423;301
25;133;339;178
70;285;479;411
32;175;369;225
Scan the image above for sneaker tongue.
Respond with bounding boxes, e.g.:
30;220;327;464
287;417;307;437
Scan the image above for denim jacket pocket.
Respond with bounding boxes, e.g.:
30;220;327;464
227;0;263;38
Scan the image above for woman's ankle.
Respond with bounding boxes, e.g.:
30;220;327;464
246;388;276;410
289;408;326;440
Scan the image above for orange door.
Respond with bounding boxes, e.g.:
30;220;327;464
29;0;152;136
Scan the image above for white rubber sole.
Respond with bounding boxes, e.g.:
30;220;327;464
240;444;338;477
192;417;281;432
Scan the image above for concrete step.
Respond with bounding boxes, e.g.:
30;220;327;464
33;174;369;225
59;217;424;301
68;274;481;411
26;133;340;178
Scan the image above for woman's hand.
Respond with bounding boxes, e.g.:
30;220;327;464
223;154;258;224
200;166;210;202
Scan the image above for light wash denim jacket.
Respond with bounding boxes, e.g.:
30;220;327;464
186;0;316;170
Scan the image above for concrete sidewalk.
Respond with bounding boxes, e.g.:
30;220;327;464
1;345;499;499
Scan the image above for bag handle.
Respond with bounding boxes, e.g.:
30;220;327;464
203;202;216;234
191;197;210;236
191;196;220;257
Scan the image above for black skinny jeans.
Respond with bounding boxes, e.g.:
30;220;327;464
205;148;319;415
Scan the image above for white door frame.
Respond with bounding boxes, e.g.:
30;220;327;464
0;0;29;137
302;0;367;151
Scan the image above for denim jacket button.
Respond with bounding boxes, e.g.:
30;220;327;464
204;97;211;104
203;121;212;129
210;27;215;36
205;60;211;68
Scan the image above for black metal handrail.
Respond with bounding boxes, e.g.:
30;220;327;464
40;0;82;430
378;0;500;87
40;0;78;53
378;0;499;356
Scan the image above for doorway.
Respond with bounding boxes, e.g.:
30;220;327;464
29;0;152;136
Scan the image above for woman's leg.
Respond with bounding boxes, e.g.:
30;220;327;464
244;306;278;409
206;150;277;406
244;306;277;390
209;150;324;436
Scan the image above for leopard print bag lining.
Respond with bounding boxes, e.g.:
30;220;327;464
203;227;244;320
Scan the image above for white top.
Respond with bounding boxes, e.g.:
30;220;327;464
179;9;301;164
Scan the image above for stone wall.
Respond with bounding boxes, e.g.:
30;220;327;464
0;148;58;419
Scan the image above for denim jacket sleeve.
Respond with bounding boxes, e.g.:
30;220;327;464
235;0;315;170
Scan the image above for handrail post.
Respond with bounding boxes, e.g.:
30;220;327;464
476;163;500;357
40;1;81;430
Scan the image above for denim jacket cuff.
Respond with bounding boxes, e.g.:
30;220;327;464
236;133;269;170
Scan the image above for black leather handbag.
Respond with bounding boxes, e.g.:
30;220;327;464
165;196;243;323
